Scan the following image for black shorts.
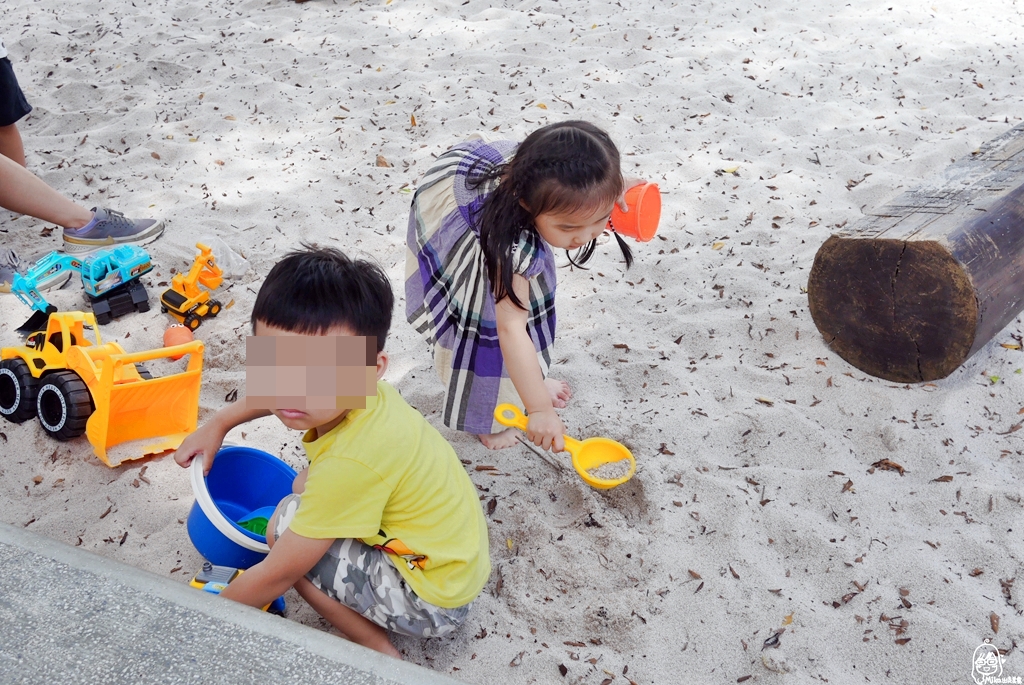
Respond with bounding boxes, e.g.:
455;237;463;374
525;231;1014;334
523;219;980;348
0;57;32;127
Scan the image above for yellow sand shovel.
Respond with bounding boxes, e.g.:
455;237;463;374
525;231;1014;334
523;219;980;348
494;404;636;490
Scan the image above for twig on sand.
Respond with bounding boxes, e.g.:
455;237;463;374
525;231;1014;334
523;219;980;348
516;436;565;472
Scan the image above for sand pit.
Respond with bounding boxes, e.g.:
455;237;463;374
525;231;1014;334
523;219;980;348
1;0;1022;682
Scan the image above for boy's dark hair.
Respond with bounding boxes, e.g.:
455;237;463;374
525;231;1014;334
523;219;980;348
471;120;633;310
252;245;394;352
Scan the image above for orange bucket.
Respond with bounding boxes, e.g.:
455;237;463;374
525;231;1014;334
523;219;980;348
609;182;661;242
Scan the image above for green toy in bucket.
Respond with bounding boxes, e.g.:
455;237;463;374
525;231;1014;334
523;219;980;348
236;505;277;538
609;182;661;242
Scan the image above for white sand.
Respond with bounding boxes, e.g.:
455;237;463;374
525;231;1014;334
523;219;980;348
2;0;1023;682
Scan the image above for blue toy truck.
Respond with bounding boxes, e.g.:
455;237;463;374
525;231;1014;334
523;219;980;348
12;246;153;331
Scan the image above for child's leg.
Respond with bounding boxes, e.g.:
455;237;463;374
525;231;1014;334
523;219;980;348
268;494;399;657
0;123;25;166
0;56;31;166
270;496;469;656
0;152;94;227
293;576;401;658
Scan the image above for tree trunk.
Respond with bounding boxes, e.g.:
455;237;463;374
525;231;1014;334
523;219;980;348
808;123;1024;383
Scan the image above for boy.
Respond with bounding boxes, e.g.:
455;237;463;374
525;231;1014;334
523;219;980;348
173;246;490;657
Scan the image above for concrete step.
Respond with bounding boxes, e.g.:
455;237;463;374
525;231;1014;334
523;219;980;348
0;523;462;685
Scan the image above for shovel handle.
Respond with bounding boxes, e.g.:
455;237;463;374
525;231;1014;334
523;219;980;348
561;435;583;454
494;404;529;431
493;404;577;453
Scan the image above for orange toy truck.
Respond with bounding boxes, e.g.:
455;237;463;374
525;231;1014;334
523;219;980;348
160;243;225;331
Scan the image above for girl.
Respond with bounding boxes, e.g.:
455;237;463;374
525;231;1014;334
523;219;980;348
405;121;636;450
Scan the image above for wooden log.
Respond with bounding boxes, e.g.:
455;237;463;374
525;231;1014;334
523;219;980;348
808;123;1024;383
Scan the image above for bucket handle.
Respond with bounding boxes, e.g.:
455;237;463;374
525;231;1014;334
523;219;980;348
190;457;271;553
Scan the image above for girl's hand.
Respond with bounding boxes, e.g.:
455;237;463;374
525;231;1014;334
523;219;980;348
526;409;566;452
617;176;646;211
173;419;228;474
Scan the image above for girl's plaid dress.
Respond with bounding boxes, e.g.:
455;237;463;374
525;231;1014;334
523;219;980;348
405;136;557;435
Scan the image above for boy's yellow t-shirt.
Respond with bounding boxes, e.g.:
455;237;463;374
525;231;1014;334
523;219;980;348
288;381;490;609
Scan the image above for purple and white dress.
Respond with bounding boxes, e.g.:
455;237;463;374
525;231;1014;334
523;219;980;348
405;136;557;435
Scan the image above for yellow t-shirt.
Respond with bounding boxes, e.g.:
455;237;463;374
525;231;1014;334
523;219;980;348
288;381;490;608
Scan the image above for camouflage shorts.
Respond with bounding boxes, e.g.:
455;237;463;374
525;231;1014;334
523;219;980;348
272;494;472;638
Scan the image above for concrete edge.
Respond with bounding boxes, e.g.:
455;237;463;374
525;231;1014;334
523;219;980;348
0;522;464;685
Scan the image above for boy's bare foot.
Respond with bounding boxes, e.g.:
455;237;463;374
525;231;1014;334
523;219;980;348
545;378;572;408
336;624;402;658
478;428;520;450
364;634;403;659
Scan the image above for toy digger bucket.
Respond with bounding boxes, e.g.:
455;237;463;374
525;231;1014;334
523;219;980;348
16;307;55;336
84;340;204;467
194;243;224;290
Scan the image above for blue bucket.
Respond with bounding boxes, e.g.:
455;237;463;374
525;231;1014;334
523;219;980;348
187;446;297;568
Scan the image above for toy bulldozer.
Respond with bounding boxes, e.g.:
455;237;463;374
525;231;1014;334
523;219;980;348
0;312;204;467
160;244;224;331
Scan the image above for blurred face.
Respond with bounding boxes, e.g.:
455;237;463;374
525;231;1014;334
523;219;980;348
247;321;387;437
529;200;614;251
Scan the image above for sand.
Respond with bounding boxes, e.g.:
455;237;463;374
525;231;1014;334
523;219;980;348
1;0;1022;682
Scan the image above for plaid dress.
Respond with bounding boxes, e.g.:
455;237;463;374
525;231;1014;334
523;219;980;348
405;136;557;435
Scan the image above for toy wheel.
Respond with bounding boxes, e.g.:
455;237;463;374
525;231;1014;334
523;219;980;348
184;313;202;331
160;305;168;314
136;299;151;313
0;359;39;423
208;301;222;317
36;370;94;440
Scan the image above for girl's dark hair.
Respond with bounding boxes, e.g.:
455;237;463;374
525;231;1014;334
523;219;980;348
472;120;633;309
252;244;393;352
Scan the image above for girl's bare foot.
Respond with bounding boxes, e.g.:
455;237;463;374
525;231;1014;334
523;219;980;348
545;378;572;408
478;428;520;450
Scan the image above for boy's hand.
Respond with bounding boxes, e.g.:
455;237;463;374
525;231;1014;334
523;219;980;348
172;402;272;473
220;529;333;609
173;420;228;474
525;409;566;452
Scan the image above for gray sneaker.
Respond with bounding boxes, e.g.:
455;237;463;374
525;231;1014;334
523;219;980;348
0;249;74;294
62;207;164;255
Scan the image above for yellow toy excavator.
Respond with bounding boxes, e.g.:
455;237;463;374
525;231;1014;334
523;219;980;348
160;243;225;331
0;312;204;467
